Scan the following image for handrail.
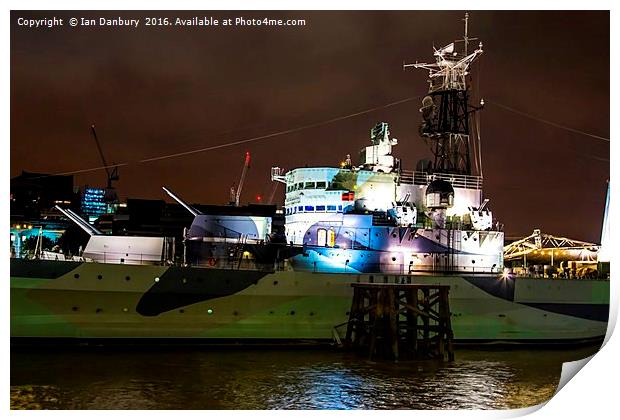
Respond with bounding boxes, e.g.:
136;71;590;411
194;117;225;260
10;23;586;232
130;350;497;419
399;170;483;190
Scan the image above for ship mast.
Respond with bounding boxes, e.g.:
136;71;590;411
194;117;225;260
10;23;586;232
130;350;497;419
404;13;483;175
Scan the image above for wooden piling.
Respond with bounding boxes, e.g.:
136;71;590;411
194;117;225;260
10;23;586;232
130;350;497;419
344;283;454;361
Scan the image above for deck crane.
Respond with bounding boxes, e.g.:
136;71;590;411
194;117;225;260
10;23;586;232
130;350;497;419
90;124;119;191
231;152;251;206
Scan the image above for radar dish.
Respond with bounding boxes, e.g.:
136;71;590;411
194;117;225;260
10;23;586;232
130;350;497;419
420;96;435;121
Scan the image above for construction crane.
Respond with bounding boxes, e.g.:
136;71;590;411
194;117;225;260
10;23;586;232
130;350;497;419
230;152;251;207
90;124;119;190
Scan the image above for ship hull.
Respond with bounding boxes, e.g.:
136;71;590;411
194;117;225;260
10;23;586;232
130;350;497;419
10;260;609;343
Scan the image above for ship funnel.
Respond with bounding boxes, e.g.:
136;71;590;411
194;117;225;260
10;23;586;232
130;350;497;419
55;205;102;236
162;187;202;216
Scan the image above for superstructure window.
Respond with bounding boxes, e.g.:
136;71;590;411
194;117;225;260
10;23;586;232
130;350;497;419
305;206;315;212
304;182;315;189
298;206;303;212
297;183;303;190
327;205;337;211
328;229;336;247
316;181;327;189
316;205;326;211
338;205;343;212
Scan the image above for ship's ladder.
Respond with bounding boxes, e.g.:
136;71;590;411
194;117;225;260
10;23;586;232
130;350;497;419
233;233;248;269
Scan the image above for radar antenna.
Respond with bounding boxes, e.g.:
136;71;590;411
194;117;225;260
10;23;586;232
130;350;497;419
403;12;484;175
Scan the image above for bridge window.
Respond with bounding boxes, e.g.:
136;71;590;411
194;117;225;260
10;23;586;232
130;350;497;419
327;205;337;211
338;205;343;212
316;181;327;189
305;206;314;212
304;182;316;189
316;205;326;211
297;182;303;190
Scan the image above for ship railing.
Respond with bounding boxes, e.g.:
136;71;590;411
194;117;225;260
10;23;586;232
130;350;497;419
187;258;278;272
399;170;483;190
508;270;610;281
307;261;502;275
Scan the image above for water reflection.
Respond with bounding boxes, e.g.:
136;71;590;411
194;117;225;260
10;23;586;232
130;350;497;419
10;345;599;409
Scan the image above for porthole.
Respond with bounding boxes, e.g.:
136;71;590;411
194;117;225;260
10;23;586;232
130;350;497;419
74;274;80;279
309;312;315;316
71;306;78;311
97;275;103;280
179;309;185;313
392;257;396;262
273;280;279;286
290;310;296;315
125;276;131;281
96;308;102;313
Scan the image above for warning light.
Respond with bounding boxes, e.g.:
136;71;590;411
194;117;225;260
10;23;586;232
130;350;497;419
256;195;262;202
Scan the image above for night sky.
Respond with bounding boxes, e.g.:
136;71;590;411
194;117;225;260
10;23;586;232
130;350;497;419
10;11;609;242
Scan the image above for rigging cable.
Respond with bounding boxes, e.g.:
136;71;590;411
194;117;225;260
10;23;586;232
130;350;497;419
476;58;484;178
488;100;610;142
139;95;422;163
27;95;421;178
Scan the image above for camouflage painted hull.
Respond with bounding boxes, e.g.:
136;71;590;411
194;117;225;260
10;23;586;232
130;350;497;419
10;259;609;342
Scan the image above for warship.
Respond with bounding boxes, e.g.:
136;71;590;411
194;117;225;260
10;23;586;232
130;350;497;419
10;17;609;344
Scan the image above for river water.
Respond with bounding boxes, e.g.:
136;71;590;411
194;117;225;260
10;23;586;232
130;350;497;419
10;344;600;410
